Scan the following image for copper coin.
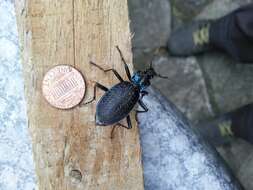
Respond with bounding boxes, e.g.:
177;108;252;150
42;65;86;109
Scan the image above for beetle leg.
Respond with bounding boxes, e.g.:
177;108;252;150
137;100;148;113
110;125;118;139
90;61;124;82
117;122;130;129
80;82;108;106
110;118;132;139
140;91;148;99
126;115;132;129
115;118;132;130
116;46;132;81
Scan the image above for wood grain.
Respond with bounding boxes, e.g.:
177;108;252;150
15;0;144;189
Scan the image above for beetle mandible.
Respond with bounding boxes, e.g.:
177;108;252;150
83;46;167;130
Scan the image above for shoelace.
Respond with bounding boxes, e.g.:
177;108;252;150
193;23;210;46
218;120;234;136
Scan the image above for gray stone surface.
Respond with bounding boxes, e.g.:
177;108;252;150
171;0;212;22
0;1;36;189
197;0;253;20
129;0;215;123
195;0;253;114
138;87;243;190
128;0;171;67
197;53;253;114
151;50;213;121
129;0;214;123
237;148;253;190
128;0;171;49
217;139;253;190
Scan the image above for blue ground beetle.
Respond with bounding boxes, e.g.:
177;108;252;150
83;46;167;131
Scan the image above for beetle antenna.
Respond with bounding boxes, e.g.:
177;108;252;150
156;73;169;79
149;57;169;79
149;60;154;69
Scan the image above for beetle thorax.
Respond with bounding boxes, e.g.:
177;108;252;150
131;69;155;90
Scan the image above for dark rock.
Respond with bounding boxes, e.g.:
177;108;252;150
138;87;243;190
128;0;171;49
197;0;253;20
128;0;171;69
237;150;253;190
151;50;213;121
171;0;212;22
217;139;253;190
197;52;253;114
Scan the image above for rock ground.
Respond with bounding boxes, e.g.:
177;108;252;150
151;49;213;122
129;0;253;189
128;0;171;70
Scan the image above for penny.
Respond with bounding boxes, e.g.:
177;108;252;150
42;65;86;109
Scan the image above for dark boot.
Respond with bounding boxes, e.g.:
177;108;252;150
197;113;234;147
168;20;213;56
197;104;253;147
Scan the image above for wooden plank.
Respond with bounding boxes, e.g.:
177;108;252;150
15;0;144;189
